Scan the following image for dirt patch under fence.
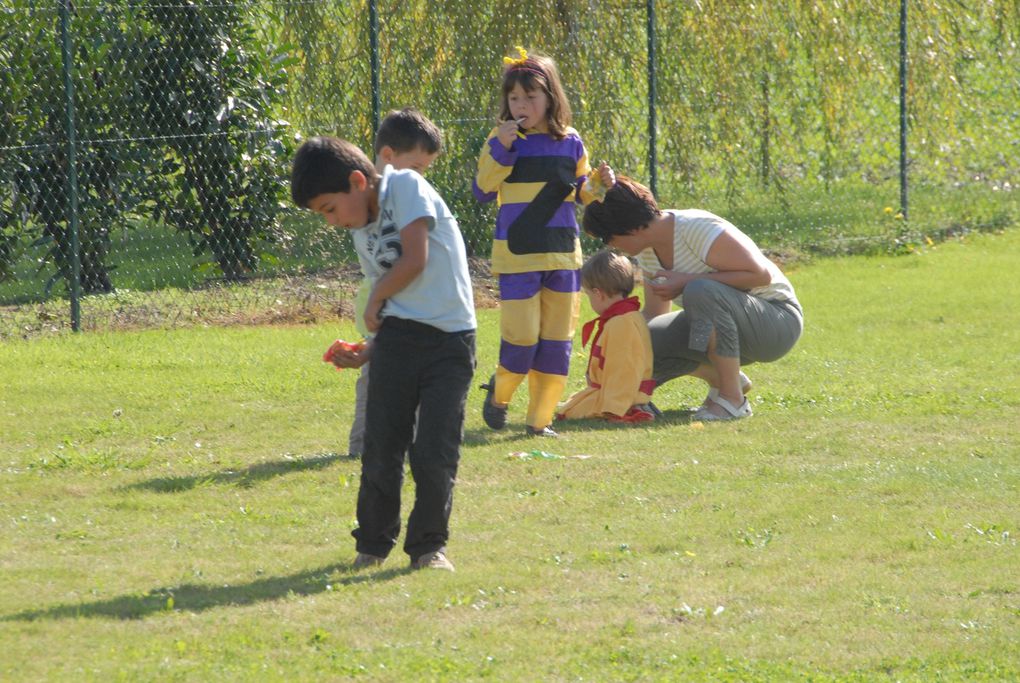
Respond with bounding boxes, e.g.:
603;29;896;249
0;258;500;340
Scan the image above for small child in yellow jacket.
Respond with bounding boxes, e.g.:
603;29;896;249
557;250;656;424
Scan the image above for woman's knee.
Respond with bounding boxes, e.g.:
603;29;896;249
648;311;686;353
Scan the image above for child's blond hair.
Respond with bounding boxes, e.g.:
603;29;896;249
581;250;636;298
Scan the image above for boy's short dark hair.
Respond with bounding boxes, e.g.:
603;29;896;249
581;250;636;298
582;176;659;244
374;108;443;156
291;136;376;208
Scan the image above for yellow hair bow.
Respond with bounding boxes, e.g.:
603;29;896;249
503;46;528;67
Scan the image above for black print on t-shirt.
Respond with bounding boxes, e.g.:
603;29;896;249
374;213;403;270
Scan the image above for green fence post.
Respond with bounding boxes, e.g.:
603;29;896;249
58;0;82;331
369;0;380;137
646;0;658;197
899;0;908;220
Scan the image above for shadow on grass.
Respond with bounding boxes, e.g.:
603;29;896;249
2;562;411;622
462;408;698;445
462;428;540;446
651;408;700;425
122;452;356;494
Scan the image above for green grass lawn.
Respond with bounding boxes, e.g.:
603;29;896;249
1;231;1018;681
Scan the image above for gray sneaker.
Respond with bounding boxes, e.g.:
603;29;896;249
352;552;385;569
411;551;455;572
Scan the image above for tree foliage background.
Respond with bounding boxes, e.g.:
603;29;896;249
1;0;1018;332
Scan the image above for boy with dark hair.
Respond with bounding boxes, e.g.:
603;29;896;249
292;132;476;572
374;107;442;160
556;250;655;424
327;109;443;459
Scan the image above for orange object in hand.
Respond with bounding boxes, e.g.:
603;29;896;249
322;339;366;367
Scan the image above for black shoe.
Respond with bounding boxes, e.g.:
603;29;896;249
525;425;558;438
646;401;664;418
480;374;508;430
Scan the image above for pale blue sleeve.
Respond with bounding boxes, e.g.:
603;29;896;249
389;171;437;233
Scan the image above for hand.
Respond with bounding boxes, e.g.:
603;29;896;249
596;161;616;190
647;270;692;300
496;119;521;150
324;339;371;369
363;297;385;333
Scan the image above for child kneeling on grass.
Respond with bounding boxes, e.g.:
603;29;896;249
557;250;656;424
291;135;476;572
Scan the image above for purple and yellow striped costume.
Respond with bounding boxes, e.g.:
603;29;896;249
473;126;601;429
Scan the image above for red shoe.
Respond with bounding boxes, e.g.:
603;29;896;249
607;405;655;424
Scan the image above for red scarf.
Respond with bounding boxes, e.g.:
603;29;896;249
581;296;641;349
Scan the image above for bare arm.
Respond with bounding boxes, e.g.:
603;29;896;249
642;279;672;321
702;230;772;288
646;229;773;300
364;218;429;332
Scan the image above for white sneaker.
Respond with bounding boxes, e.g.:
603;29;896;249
693;395;753;421
702;371;753;409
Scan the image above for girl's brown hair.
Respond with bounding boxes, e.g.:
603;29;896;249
500;51;572;140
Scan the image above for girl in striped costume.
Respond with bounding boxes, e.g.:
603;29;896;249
474;46;614;437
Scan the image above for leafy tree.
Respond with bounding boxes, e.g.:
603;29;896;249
0;25;30;282
138;0;292;281
0;1;144;294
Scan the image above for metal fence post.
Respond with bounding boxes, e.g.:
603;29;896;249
58;0;82;331
646;0;657;197
899;0;908;220
369;0;380;137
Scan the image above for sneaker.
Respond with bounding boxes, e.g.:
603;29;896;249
352;552;385;569
525;425;558;437
693;395;753;422
480;374;508;430
411;551;455;572
700;371;753;412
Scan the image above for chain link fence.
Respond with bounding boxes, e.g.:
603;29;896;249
2;0;1018;338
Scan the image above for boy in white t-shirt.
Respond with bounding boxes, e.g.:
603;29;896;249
291;134;476;572
340;109;444;459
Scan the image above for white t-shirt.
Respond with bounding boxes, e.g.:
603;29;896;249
353;166;476;333
635;209;798;308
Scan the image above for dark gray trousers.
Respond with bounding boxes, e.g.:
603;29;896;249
649;279;803;384
353;317;476;561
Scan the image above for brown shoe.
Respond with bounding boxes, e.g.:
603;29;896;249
352;552;385;569
411;551;455;572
